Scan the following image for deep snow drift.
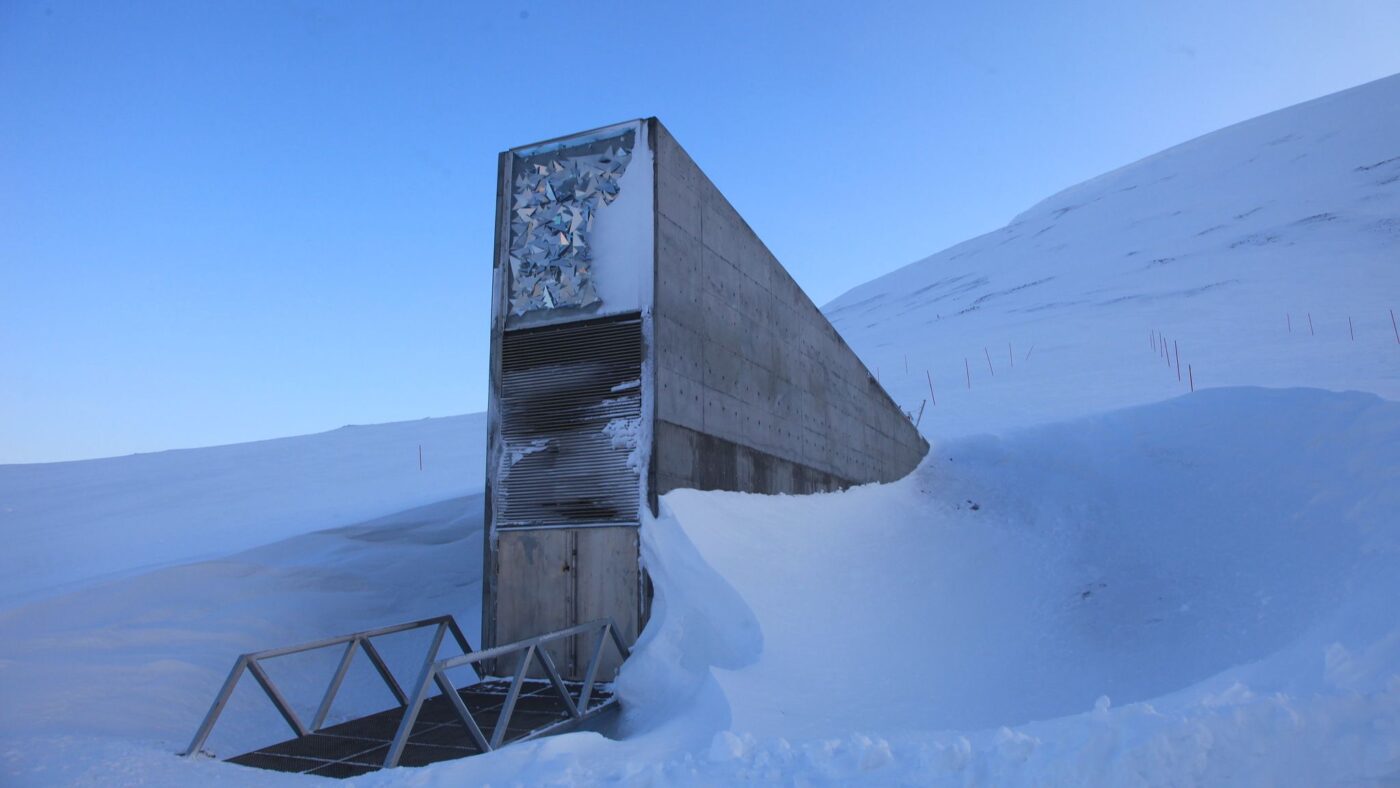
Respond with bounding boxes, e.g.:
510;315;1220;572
4;75;1400;785
0;413;484;608
4;390;1399;785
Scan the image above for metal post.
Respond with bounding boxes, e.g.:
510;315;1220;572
434;669;492;752
577;625;608;710
182;657;249;756
491;645;534;749
383;623;448;768
361;637;409;706
246;659;309;738
533;645;580;718
311;639;359;730
444;618;481;680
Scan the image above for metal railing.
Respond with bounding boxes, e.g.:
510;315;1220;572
182;614;632;771
383;617;630;767
182;614;475;758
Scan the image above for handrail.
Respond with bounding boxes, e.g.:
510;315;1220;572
382;617;631;768
183;614;631;769
182;614;475;757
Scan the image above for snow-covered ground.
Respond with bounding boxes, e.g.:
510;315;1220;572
3;75;1399;785
826;74;1400;438
0;413;484;608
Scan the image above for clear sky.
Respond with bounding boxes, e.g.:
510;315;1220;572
3;1;1399;464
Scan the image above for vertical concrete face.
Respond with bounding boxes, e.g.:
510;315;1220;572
649;118;927;495
484;121;653;680
485;119;926;679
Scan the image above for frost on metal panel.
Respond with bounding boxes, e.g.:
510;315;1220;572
494;315;644;529
601;415;642;475
507;133;634;316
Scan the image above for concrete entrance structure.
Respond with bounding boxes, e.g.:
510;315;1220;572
484;119;927;679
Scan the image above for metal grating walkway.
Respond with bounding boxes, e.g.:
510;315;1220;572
226;679;615;778
185;616;630;776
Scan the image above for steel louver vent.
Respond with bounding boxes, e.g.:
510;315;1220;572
496;313;643;529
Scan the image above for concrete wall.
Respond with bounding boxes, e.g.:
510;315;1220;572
484;125;650;682
483;119;926;680
649;118;927;495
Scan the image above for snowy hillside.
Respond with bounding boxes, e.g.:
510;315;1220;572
826;73;1400;438
0;413;484;608
5;390;1398;785
4;76;1400;785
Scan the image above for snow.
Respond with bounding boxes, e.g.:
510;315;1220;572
825;74;1400;439
4;76;1400;785
602;416;644;474
0;413;484;609
583;119;655;319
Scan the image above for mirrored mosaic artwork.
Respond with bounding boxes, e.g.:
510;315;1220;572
507;138;633;315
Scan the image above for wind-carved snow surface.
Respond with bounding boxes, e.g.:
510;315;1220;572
0;413;485;609
5;77;1400;785
824;74;1400;438
4;390;1398;785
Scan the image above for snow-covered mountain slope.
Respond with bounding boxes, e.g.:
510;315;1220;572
0;413;484;608
4;389;1397;785
825;73;1400;439
4;76;1400;786
0;494;486;785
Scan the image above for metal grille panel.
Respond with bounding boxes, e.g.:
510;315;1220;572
496;314;643;529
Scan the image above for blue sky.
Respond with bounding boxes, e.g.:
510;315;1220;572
3;1;1399;463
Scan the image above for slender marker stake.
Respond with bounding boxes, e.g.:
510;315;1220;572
418;445;423;471
985;347;995;376
1008;342;1014;368
1175;341;1181;381
1349;316;1354;341
1024;345;1035;361
1308;313;1314;336
1287;313;1292;333
904;354;908;375
1189;364;1194;392
926;370;936;406
965;358;971;389
1391;308;1399;345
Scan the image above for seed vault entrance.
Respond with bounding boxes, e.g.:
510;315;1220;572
488;313;646;680
183;116;925;778
482;118;928;683
483;121;655;682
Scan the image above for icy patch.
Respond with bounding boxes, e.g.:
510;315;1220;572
506;437;551;466
602;417;643;474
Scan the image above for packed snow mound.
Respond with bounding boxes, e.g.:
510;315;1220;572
0;413;485;609
657;388;1400;737
825;73;1400;439
3;388;1398;785
0;493;486;784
